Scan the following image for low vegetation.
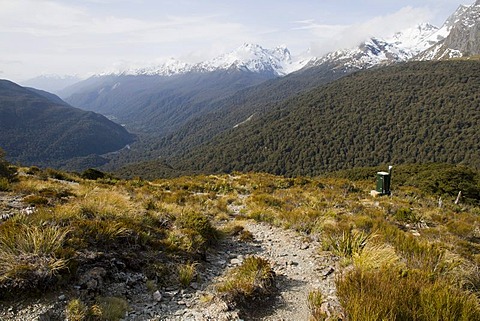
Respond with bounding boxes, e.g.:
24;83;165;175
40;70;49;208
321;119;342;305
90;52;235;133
216;256;275;306
0;160;479;320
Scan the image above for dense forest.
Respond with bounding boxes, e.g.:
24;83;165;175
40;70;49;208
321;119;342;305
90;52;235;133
117;60;480;179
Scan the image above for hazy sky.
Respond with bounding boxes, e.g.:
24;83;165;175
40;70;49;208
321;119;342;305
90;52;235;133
0;0;469;82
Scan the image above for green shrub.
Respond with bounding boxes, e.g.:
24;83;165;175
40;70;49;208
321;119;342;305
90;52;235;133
0;177;11;191
395;207;422;224
175;211;219;244
81;168;107;180
0;148;15;180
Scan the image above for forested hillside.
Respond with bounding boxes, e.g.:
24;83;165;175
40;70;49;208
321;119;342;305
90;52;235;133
101;61;354;171
118;60;479;179
0;80;134;168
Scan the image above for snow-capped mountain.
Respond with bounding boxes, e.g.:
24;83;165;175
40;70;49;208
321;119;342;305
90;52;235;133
306;23;440;72
25;0;480;88
195;43;299;76
418;1;480;60
78;0;480;81
304;0;480;74
99;43;307;77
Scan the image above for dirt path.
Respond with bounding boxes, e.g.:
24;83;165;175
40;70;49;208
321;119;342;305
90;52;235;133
151;219;340;321
238;221;339;321
0;198;341;321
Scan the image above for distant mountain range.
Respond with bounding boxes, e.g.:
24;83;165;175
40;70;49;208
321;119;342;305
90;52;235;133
0;79;134;169
21;74;83;95
9;1;480;175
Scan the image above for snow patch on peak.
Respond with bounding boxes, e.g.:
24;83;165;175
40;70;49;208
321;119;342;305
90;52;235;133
97;58;192;77
96;43;307;78
197;43;295;76
387;23;440;57
308;22;441;70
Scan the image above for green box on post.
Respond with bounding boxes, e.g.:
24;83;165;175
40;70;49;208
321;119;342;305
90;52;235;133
376;171;391;195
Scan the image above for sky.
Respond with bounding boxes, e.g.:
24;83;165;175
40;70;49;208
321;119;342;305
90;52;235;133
0;0;470;82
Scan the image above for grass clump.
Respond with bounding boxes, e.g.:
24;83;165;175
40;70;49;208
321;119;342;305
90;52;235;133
336;267;480;321
66;299;88;321
324;227;373;258
0;224;70;290
175;211;220;246
216;256;275;306
94;296;129;321
178;262;198;287
307;289;328;321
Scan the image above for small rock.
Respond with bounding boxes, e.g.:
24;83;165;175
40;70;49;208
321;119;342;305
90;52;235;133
58;295;66;301
322;267;335;278
153;290;162;302
190;282;199;290
230;258;241;265
300;243;310;250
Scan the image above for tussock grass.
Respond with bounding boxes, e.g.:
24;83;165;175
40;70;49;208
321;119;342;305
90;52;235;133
307;289;328;321
95;296;129;321
336;267;480;321
178;262;198;287
216;256;275;305
66;299;88;321
0;224;70;288
324;227;373;258
0;164;478;319
352;243;401;271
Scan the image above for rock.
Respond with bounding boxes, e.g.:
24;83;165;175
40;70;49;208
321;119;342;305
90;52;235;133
79;267;107;291
58;295;66;301
300;243;309;250
230;258;241;265
190;282;199;290
153;290;162;302
322;267;335;278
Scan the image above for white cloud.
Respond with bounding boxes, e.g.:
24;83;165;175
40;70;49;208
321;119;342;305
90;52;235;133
0;0;459;81
0;0;256;80
307;6;434;56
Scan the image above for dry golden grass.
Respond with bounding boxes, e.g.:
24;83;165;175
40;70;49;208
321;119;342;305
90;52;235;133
216;256;275;305
0;224;70;286
0;165;478;319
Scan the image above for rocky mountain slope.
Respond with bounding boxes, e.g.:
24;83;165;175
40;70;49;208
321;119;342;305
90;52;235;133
418;0;480;59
